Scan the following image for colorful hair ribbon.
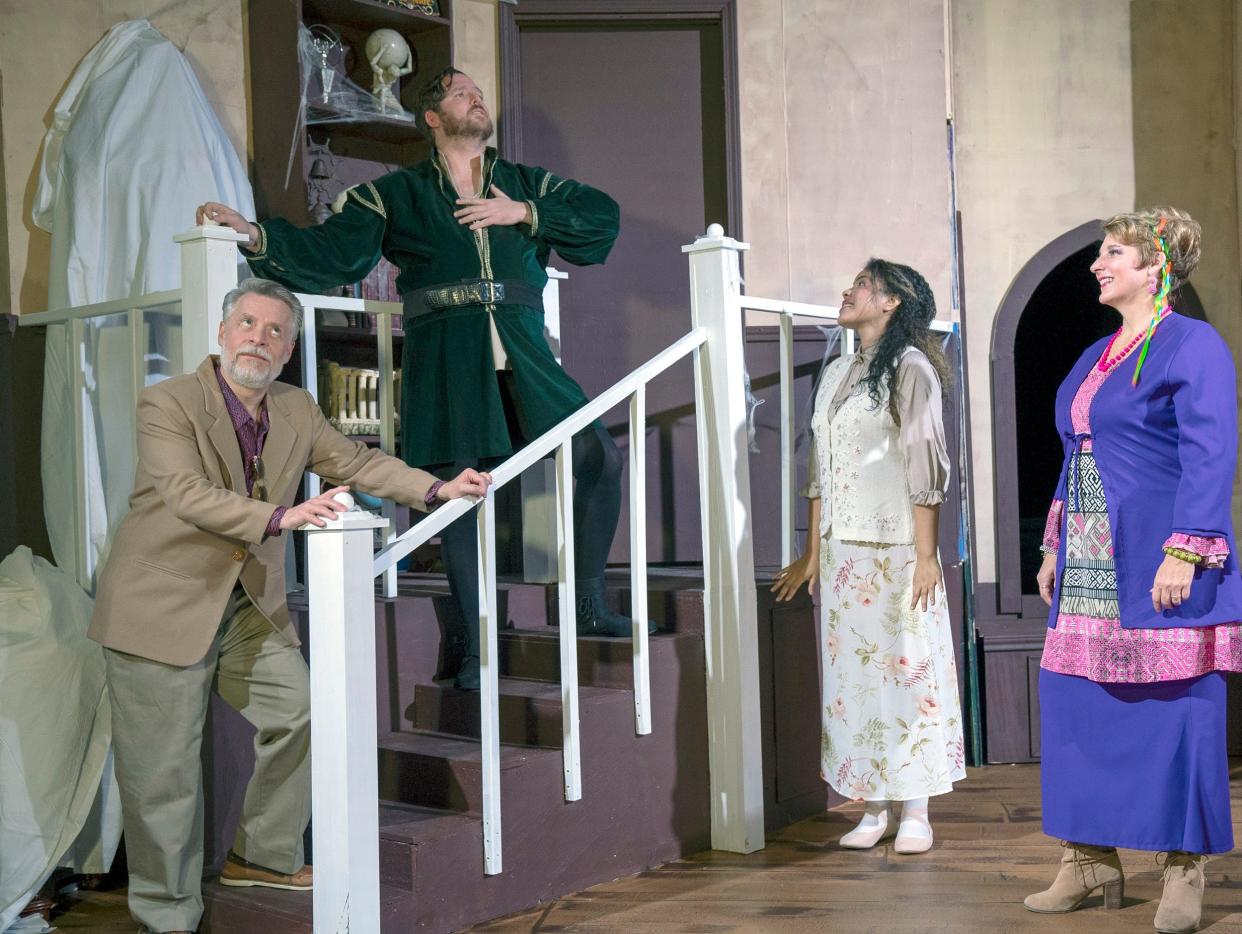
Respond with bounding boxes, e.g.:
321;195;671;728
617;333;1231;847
1132;217;1173;386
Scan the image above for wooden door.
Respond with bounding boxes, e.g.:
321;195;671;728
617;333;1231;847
500;1;740;565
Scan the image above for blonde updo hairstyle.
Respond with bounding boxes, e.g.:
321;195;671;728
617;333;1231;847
1101;206;1202;292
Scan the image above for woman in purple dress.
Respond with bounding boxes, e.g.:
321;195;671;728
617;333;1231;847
1024;207;1242;934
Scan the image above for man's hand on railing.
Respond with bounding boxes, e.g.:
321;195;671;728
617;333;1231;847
196;202;261;251
435;468;492;502
281;485;352;530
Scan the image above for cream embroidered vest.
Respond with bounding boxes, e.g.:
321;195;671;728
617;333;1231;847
810;348;916;545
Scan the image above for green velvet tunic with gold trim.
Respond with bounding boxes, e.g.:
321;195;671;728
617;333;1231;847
246;147;620;468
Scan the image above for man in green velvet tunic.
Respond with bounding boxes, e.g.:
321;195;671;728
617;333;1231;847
198;67;643;689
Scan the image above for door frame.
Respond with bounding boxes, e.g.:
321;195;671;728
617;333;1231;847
497;0;743;239
988;220;1103;616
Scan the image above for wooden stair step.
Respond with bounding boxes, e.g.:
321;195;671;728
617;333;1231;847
377;728;565;814
498;629;701;687
378;801;481;893
409;676;633;749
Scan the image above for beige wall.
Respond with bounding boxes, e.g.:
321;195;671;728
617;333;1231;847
1132;0;1239;347
453;0;499;130
737;0;955;311
0;0;248;314
1132;0;1242;520
952;0;1137;583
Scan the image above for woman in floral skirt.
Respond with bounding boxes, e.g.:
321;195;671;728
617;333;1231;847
773;258;965;854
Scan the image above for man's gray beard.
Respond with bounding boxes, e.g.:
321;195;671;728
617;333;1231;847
225;355;275;390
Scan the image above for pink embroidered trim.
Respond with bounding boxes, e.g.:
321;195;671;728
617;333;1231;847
1042;614;1242;683
1042;499;1065;552
1164;533;1229;569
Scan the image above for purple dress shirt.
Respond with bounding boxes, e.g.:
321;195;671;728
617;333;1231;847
214;364;287;536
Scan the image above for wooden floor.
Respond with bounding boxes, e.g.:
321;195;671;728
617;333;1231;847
49;763;1242;933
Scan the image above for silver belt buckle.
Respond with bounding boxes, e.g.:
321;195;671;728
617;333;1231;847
476;280;504;304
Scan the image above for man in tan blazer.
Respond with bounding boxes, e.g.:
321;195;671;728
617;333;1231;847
89;277;488;934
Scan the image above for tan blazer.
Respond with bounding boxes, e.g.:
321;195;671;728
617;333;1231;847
90;356;435;666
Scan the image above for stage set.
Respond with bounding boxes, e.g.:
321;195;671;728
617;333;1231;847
3;2;1242;933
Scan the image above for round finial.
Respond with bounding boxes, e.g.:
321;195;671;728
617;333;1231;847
332;491;356;511
706;223;725;239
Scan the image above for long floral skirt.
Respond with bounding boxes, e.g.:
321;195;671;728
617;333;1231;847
819;536;966;802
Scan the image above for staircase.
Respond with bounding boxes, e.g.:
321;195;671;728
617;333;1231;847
201;569;722;933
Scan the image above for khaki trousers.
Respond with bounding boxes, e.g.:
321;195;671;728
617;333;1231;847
105;590;311;933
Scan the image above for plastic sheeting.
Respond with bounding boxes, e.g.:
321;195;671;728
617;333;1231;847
0;548;112;930
32;19;254;584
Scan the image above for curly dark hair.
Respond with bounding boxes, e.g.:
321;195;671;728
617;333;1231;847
415;66;465;132
857;258;954;426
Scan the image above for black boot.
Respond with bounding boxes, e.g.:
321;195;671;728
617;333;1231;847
454;654;480;691
575;578;656;637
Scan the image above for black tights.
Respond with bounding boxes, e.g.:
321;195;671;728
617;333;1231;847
430;373;623;651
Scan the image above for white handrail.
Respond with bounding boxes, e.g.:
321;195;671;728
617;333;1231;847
372;326;710;575
737;295;841;319
18;288;183;326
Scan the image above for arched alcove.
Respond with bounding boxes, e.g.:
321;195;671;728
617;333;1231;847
990;222;1206;614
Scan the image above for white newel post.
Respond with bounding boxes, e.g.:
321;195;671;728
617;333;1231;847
683;225;766;853
174;226;247;369
303;509;387;934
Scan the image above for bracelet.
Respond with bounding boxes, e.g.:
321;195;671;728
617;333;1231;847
1163;546;1203;565
1040;544;1058;556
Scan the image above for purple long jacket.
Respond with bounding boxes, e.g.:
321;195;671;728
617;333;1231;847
1049;313;1242;630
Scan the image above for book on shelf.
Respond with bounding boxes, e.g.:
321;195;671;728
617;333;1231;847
354;258;404;333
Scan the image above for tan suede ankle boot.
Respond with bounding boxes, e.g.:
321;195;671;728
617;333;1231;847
1023;841;1124;913
1154;851;1206;933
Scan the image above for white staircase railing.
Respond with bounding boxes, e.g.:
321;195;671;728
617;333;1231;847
17;226;248;589
292;270;568;600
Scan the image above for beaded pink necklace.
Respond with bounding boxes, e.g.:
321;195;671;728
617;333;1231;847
1097;310;1171;372
1096;329;1144;372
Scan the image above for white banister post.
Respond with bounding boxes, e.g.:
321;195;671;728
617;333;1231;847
683;224;766;854
303;508;388;934
174;226;247;371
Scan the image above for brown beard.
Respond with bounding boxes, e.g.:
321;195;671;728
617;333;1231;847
439;108;493;142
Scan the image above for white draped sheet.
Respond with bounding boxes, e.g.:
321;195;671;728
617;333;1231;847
33;17;254;578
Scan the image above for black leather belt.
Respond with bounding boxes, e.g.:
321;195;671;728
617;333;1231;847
403;278;544;320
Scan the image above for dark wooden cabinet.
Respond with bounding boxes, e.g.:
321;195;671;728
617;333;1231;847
246;0;452;223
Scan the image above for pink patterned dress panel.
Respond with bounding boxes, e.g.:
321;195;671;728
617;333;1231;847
1041;614;1242;683
1042;499;1064;552
1041;353;1242;683
1069;365;1108;434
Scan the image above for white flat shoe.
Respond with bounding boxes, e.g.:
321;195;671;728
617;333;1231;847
839;805;894;849
893;808;933;854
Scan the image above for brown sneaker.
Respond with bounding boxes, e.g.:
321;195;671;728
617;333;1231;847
220;856;313;891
